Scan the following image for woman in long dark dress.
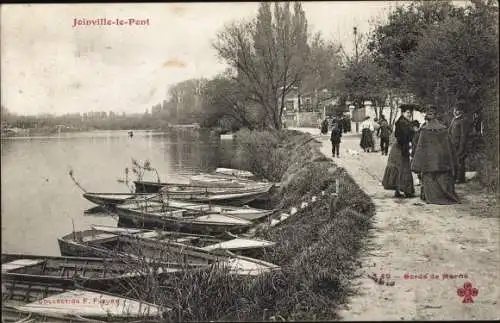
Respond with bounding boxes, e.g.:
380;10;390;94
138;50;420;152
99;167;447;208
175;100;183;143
382;105;415;198
360;116;374;152
411;107;459;204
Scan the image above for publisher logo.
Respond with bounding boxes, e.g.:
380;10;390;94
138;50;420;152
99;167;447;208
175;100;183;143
457;282;479;303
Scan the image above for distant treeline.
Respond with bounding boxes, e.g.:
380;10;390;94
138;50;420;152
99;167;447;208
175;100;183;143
0;108;195;132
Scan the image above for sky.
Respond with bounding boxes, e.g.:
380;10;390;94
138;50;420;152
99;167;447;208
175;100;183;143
1;2;403;116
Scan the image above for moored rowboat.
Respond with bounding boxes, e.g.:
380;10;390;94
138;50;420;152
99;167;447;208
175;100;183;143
83;192;157;206
90;224;276;254
114;201;253;234
152;199;274;221
1;253;199;293
58;229;280;276
2;280;168;321
133;181;274;206
82;194;274;222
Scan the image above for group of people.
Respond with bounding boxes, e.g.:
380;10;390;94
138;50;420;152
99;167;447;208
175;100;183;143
381;104;467;205
359;115;392;154
322;104;467;205
320;115;351;135
320;115;348;157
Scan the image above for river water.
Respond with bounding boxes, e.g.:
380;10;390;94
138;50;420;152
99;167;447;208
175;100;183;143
1;130;235;256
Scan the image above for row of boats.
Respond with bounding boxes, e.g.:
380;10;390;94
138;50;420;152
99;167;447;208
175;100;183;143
2;168;282;322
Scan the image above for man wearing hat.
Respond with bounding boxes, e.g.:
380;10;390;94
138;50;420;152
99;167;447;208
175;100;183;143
448;105;468;183
411;106;459;204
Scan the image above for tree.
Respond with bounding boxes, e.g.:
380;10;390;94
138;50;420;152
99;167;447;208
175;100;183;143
200;73;260;130
301;32;343;110
337;53;390;115
368;1;464;88
404;0;498;121
335;26;394;123
213;2;310;130
165;78;207;124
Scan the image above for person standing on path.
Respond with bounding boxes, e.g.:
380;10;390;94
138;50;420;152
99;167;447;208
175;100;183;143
382;105;415;198
360;116;375;152
448;105;468;183
410;120;422;187
320;117;329;135
330;117;343;158
410;120;421;160
343;115;352;133
377;115;391;155
373;118;381;152
411;107;460;204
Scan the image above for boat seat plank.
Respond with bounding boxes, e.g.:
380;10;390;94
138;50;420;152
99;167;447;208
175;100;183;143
175;237;200;243
81;233;117;242
202;238;275;251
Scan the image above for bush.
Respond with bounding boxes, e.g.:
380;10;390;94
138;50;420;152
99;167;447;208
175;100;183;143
233;129;290;182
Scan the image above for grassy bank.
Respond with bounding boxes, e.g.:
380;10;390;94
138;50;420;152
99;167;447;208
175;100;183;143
124;129;375;322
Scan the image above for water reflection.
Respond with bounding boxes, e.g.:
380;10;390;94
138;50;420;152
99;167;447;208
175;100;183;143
1;130;234;256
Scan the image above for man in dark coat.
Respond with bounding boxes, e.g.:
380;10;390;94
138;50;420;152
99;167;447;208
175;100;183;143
377;115;392;155
342;115;351;133
410;120;421;159
411;107;459;204
448;106;468;183
320;118;329;135
330;117;343;157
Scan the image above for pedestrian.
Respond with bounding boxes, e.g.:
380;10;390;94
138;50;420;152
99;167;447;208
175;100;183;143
330;117;343;158
373;118;380;152
320;117;329;135
448;105;468;183
410;120;421;159
360;116;374;152
382;104;415;198
343;115;351;133
377;115;391;155
411;106;460;204
410;120;422;187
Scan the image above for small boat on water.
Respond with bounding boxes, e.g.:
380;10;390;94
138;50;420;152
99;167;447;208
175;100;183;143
157;199;275;221
188;171;269;188
2;279;167;322
82;193;274;221
58;229;280;276
114;201;253;234
1;253;202;293
83;192;158;206
134;182;274;206
213;168;257;179
91;224;276;254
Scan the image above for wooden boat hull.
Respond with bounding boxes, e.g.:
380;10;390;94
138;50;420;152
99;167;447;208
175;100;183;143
1;253;190;294
1;280;168;321
114;204;252;235
58;230;279;276
91;224;276;256
139;199;274;222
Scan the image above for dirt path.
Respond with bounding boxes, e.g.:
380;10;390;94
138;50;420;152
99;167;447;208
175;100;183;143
293;127;499;321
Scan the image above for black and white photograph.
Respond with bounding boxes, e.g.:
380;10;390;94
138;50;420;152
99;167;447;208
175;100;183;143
1;1;498;321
